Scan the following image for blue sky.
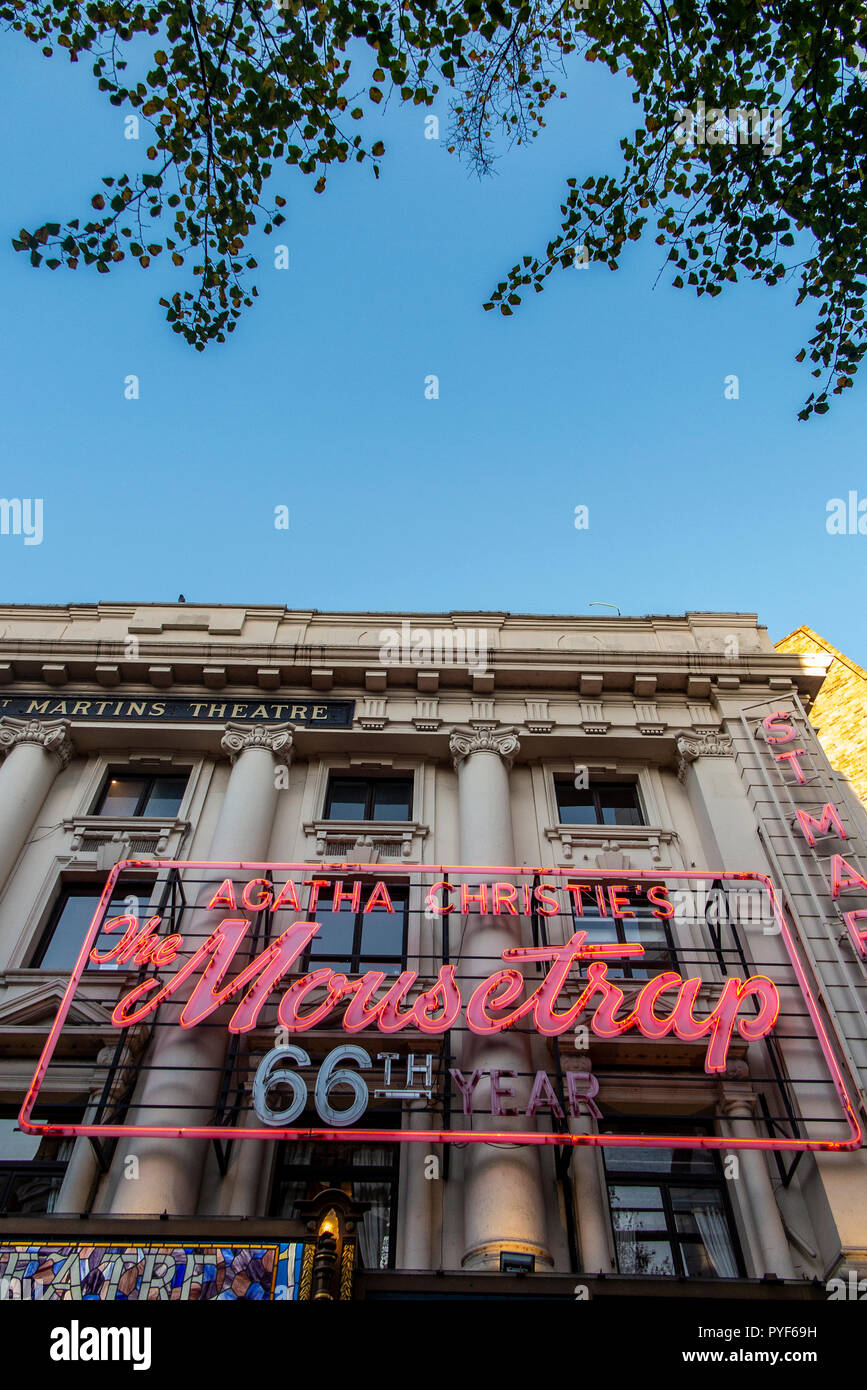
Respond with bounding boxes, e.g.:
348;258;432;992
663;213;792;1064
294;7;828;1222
1;36;865;664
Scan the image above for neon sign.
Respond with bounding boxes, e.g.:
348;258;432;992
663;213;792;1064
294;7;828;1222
19;861;862;1153
96;906;779;1076
760;710;867;958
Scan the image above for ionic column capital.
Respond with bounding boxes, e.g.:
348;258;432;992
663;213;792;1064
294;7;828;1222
676;730;733;782
449;726;520;771
220;721;294;767
0;716;75;769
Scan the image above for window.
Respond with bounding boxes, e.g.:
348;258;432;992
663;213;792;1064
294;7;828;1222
602;1120;743;1278
306;885;409;976
94;771;188;818
324;776;413;822
555;778;643;827
30;879;156;972
0;1108;79;1214
573;890;676;978
269;1113;400;1269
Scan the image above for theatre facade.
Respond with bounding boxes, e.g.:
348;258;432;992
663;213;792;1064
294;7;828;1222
0;603;865;1302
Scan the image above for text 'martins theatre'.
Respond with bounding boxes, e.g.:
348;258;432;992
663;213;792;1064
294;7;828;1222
0;603;865;1301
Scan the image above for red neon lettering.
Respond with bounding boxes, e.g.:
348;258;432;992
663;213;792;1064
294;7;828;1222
762;711;797;744
427;882;453;914
465;968;530;1033
647;884;674;918
492;882;519;915
587;966;633;1039
341;971;418;1032
796;803;847;848
270;879;302;913
594;885;608;916
303;879;330;912
631;972;683;1038
277;968;351;1029
89;914;140;964
843;909;867;957
363;882;394;914
207;878;237;909
608;885;634;918
460;883;488;914
565;884;588;914
241;878;273;912
411;965;462;1031
775;749;807;783
332;879;362;913
534;884;560;916
830;853;867;897
190;920;321;1031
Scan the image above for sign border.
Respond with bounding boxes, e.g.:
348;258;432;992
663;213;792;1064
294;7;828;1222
19;861;863;1153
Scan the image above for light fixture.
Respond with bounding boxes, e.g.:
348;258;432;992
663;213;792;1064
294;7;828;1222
500;1251;535;1275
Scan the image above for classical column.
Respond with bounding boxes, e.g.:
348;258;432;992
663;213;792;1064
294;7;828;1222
449;727;551;1272
0;718;74;900
721;1086;796;1278
567;1061;614;1273
55;1036;147;1213
218;1069;271;1215
675;731;764;869
108;722;293;1216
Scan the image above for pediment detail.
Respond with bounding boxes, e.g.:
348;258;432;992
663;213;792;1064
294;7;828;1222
0;979;113;1028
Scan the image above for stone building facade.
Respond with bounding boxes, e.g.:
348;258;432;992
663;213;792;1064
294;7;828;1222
0;603;865;1301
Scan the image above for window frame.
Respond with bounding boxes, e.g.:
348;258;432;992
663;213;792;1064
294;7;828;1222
554;777;645;828
303;882;410;974
267;1111;401;1270
0;1104;81;1215
92;769;189;819
323;774;414;823
572;894;678;979
601;1119;745;1279
29;877;157;970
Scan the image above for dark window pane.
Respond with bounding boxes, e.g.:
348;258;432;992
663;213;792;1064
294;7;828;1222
143;776;187;817
0;1167;66;1215
326;780;368;820
359;906;405;960
609;1184;664;1207
98;776;143;816
555;785;596;824
600;786;643;826
615;1235;675;1276
371;780;412;821
308;906;355;959
37;885;154;971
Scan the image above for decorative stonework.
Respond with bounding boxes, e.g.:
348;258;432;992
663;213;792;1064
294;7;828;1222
221;721;294;766
358;697;388;731
634;702;665;736
524;699;553;733
676;730;733;782
412;697;440;731
579;701;609;735
449;727;520;770
545;823;679;867
469;698;496;727
0;717;74;769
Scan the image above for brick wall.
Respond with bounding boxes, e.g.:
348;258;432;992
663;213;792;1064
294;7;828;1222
776;625;867;805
